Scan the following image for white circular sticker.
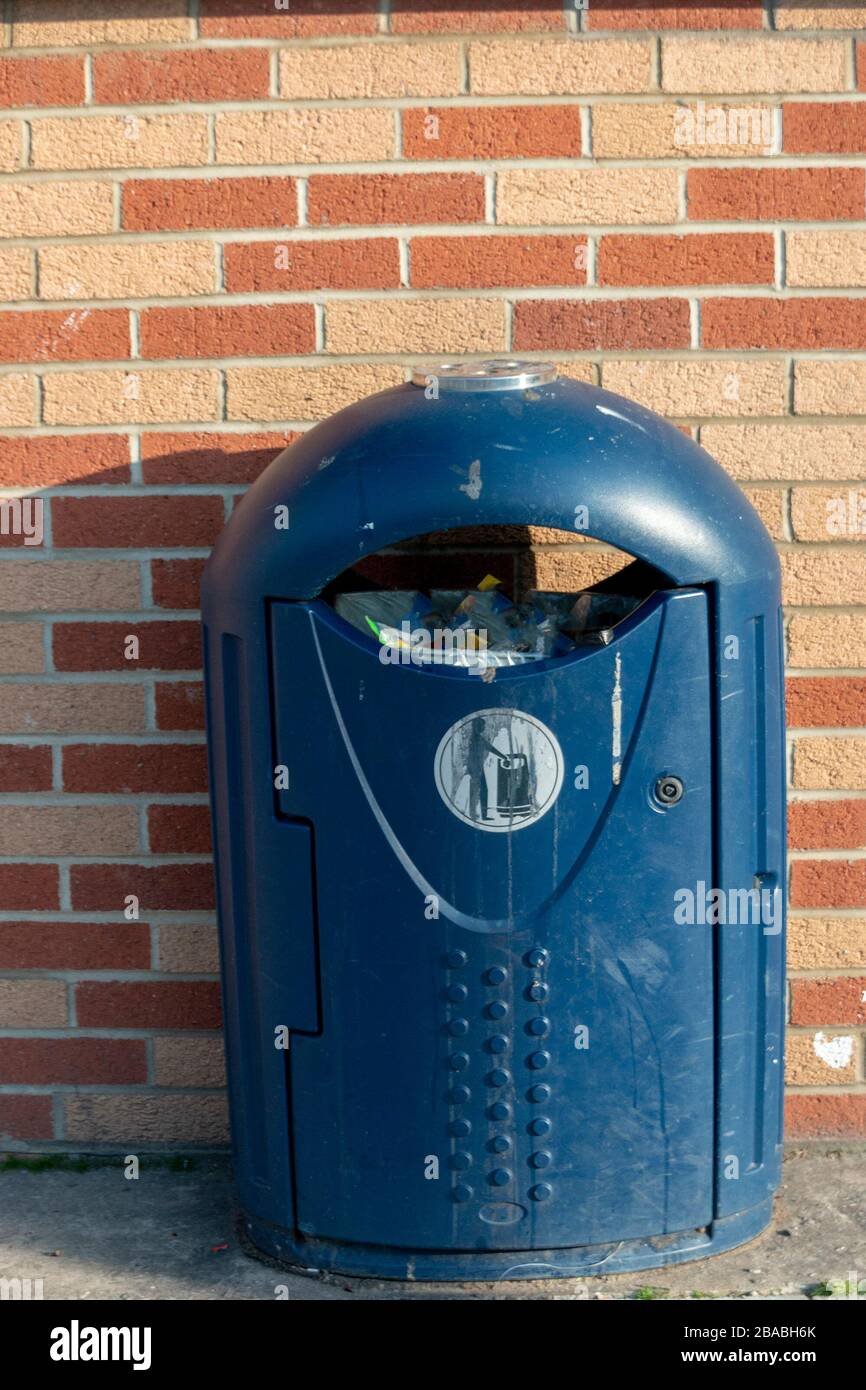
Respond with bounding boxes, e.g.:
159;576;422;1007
434;709;564;833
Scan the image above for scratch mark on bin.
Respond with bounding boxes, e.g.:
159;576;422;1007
611;651;623;785
596;403;648;434
458;460;482;500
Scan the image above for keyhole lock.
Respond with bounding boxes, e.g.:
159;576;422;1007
654;775;684;806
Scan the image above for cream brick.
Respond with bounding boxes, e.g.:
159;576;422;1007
703;424;866;482
497;169;679;227
593;102;776;159
0;683;145;733
153;1037;226;1088
793;735;866;790
0;623;44;673
0;247;31;301
782;549;866;606
0;560;139;612
0;805;138;856
227;363;405;422
554;361;596;384
788;614;866;668
0;979;66;1028
792;488;866;542
44;369;219;427
0;182;114;239
0;373;35;426
326;299;506;355
788;915;866;969
796;361;866;416
12;2;193;48
39;242;215;301
744;486;785;540
30;115;208;172
786;1032;857;1085
602;359;788;418
469;39;652;96
157;924;220;974
64;1095;228;1144
775;4;866;29
0;121;22;173
662;37;848;95
787;233;866;290
522;547;633;593
280;41;462;99
215;109;394;167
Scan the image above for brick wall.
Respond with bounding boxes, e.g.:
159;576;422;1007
0;0;864;1150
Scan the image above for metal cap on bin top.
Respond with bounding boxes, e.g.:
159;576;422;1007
201;366;779;617
410;360;557;391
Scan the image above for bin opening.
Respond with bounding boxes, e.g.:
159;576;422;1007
321;527;670;671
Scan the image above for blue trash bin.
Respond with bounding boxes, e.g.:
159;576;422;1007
202;360;786;1280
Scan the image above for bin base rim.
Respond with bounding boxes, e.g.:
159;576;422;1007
241;1196;774;1282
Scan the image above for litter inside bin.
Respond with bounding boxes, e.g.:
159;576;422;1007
334;576;646;669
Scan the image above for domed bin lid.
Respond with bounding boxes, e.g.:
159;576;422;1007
202;361;779;615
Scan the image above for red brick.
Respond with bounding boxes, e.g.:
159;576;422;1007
0;524;41;553
53;621;201;673
156;681;204;731
513;298;690;352
403;105;582;159
0;54;84;107
787;676;866;729
76;981;221;1029
598;233;774;287
703;298;866;350
63;743;207;794
0;435;129;488
688;168;865;221
586;1;762;28
224;237;399;292
151;558;206;611
859;42;866;92
790;977;866;1027
0;1095;53;1141
51;496;224;549
788;800;866;852
139;304;315;360
0;864;59;911
71;864;215;913
0;921;148;970
123;176;297;232
0;1038;146;1085
786;1094;866;1140
0;745;52;792
307;174;485;227
791;860;866;910
93;47;269;105
141;431;294;485
148;804;212;855
392;0;564;32
0;309;129;365
784;101;866;156
200;0;378;37
411;234;586;289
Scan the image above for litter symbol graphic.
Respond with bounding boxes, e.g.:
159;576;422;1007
433;709;564;832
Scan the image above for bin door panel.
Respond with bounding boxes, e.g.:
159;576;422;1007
271;589;714;1253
